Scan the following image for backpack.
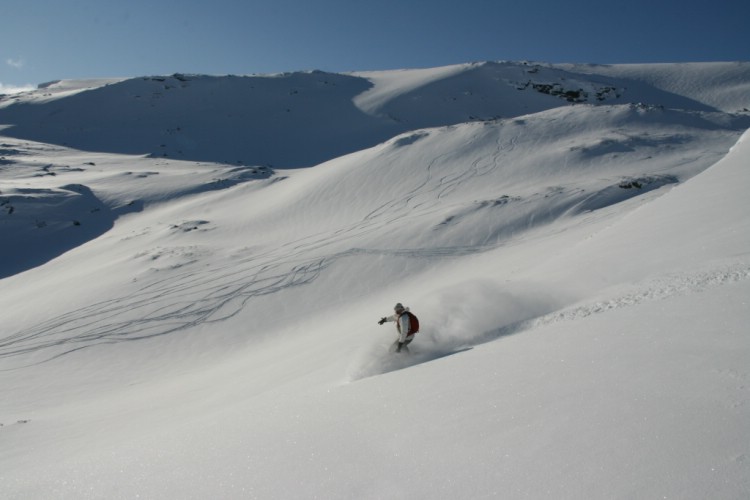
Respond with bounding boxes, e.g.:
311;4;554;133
402;311;420;334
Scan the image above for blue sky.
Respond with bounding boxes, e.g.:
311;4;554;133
2;0;749;90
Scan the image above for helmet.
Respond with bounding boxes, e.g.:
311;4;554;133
394;303;405;313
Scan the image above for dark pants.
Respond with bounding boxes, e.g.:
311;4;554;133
390;336;414;353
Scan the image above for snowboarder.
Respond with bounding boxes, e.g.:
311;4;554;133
378;303;419;353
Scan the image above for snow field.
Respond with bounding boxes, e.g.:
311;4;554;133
1;61;749;499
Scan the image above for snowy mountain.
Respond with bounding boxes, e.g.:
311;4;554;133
1;61;749;499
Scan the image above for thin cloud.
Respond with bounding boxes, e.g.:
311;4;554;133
6;57;25;69
1;57;33;94
0;82;35;94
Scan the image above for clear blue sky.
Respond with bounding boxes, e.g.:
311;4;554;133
2;0;749;90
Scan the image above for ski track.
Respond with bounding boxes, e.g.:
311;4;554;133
0;219;492;367
348;261;750;382
364;129;517;219
3;200;744;369
0;134;523;367
0;124;743;368
476;261;750;346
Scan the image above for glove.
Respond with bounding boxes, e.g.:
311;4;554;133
378;317;387;325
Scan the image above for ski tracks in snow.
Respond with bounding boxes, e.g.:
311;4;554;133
0;231;491;367
0;253;329;364
347;260;750;381
478;260;750;345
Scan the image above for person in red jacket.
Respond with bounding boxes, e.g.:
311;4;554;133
378;303;419;353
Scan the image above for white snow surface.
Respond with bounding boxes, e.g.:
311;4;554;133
1;61;749;499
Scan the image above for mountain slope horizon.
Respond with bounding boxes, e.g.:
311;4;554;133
2;60;749;167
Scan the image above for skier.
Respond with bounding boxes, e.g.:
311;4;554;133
378;303;419;353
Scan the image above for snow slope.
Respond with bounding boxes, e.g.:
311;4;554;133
0;61;749;499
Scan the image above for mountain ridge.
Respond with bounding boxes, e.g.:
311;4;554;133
2;61;748;167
